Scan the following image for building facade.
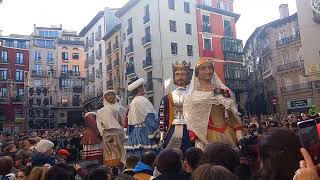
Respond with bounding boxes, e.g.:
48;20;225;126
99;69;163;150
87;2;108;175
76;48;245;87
0;35;30;132
195;0;247;112
55;30;85;127
116;0;199;108
28;25;62;129
296;0;320;108
80;8;120;110
245;6;317;114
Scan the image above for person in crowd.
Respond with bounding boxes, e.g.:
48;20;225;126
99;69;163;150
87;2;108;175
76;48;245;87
57;149;70;164
133;151;156;180
87;165;112;180
158;61;193;153
97;90;126;167
125;77;159;156
82;112;103;161
183;58;243;150
293;148;320;180
184;147;205;174
28;138;37;151
27;167;48;180
1;144;17;158
44;163;76;180
0;156;16;180
255;128;301;180
14;150;31;170
192;164;236;180
203;143;240;174
154;148;189;180
31;139;56;167
122;155;139;176
17;167;28;180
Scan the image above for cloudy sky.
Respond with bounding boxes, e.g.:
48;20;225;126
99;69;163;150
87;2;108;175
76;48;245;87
0;0;297;43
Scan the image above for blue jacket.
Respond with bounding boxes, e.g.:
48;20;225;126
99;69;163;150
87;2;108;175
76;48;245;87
31;152;56;166
133;161;153;175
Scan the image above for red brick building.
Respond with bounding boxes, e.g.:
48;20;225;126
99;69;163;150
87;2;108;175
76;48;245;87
195;0;247;110
0;35;30;132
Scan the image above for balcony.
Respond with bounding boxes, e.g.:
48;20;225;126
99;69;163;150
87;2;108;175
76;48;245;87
143;57;152;70
125;46;134;56
202;49;215;57
95;31;101;41
106;47;111;57
280;82;312;93
276;33;301;47
145;81;154;93
95;70;102;78
202;25;212;33
226;80;247;91
261;45;271;56
107;80;113;88
143;15;150;24
113;42;119;51
222;37;244;62
13;96;24;103
126;63;135;76
113;59;120;68
262;69;272;79
107;64;112;72
141;34;151;46
95;49;102;60
89;74;95;82
277;60;304;72
30;70;56;78
73;87;82;93
89;55;94;65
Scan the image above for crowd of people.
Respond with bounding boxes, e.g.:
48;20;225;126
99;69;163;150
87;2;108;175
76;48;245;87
0;112;318;180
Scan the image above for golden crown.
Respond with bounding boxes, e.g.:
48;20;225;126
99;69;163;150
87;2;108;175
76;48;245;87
196;58;214;68
172;60;191;72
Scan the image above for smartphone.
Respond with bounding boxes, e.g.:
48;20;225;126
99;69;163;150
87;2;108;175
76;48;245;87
298;119;320;162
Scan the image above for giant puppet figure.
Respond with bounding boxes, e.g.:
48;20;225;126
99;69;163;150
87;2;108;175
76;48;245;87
183;58;243;150
82;112;103;161
97;90;126;167
158;61;193;153
125;77;159;156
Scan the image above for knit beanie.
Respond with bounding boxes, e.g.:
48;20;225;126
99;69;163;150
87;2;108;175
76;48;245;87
35;139;54;153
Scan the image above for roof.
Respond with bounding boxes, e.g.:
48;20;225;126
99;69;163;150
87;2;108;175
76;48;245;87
79;11;104;36
244;13;298;51
115;0;140;17
102;24;121;40
0;35;30;41
58;39;84;46
196;4;241;22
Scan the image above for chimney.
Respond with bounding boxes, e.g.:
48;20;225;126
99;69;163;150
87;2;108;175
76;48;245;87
279;4;289;19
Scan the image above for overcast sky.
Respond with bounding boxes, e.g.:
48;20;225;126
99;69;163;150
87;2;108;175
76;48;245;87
0;0;297;43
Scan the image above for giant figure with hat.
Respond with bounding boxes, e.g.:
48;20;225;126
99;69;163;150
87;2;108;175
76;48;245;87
97;90;126;167
124;77;159;156
158;61;193;153
183;58;243;150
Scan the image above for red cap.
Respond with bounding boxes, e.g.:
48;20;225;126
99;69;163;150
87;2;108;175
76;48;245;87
58;149;70;156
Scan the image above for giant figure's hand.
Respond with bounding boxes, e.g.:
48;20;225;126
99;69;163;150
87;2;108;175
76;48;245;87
236;130;243;141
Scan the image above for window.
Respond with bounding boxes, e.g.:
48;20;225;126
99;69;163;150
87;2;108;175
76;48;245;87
127;18;133;35
16;52;24;64
72;95;80;106
1;50;8;63
5;40;14;47
65;36;70;40
35;51;42;61
170;20;177;32
0;87;7;99
61;78;71;87
144;5;150;23
202;0;212;6
185;23;192;35
204;38;212;50
168;0;175;10
282;52;289;64
47;52;54;63
184;2;190;13
278;31;286;40
35;64;42;74
146;48;152;58
72;53;79;59
16;69;24;81
202;14;211;32
187;45;193;56
17;88;24;97
0;68;8;80
17;41;26;49
171;43;178;55
62;65;68;74
284;78;292;87
72;65;80;75
62;52;68;60
224;20;232;37
218;0;229;11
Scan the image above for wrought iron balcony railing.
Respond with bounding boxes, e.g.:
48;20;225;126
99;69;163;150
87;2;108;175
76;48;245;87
107;64;112;72
277;60;304;72
276;33;301;47
126;63;135;76
143;57;152;69
143;15;150;24
113;59;120;68
142;34;151;46
280;82;312;93
106;47;112;56
145;81;154;92
222;37;244;62
113;42;119;51
125;46;134;55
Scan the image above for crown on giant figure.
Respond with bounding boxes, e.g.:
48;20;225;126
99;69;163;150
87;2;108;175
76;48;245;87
172;60;191;72
195;57;214;68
